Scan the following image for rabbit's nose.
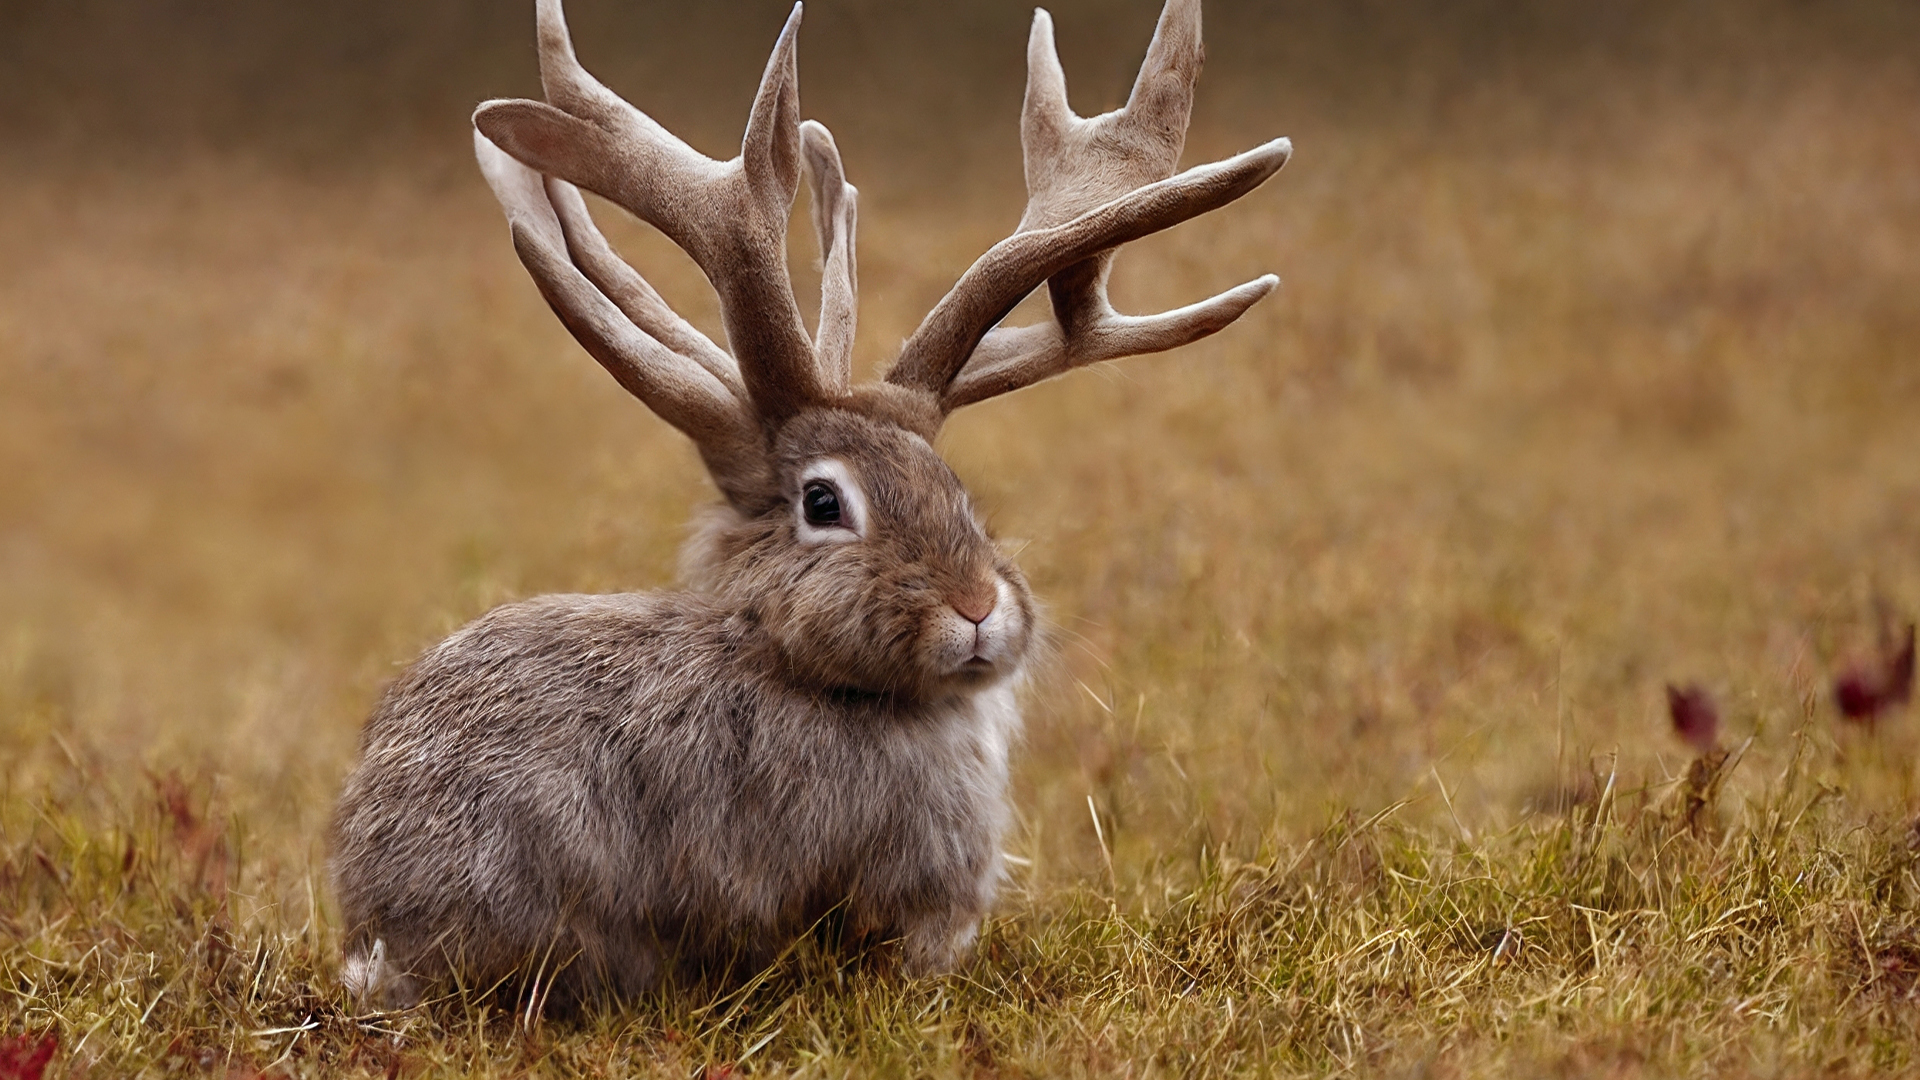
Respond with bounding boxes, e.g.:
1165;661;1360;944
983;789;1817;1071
949;585;999;625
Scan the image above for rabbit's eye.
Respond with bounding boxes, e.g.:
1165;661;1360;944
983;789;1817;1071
802;481;843;526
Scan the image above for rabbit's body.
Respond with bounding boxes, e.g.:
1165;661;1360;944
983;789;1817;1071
334;590;1018;1005
334;0;1285;1009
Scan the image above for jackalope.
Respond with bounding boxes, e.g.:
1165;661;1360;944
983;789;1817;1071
330;0;1288;1007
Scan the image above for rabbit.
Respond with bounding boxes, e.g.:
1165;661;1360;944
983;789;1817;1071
329;0;1286;1008
332;407;1034;1005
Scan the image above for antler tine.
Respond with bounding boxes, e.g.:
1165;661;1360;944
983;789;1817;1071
743;7;804;205
944;272;1276;409
474;131;765;501
886;0;1287;412
543;181;742;397
1021;9;1073;174
533;0;634;131
801;120;859;393
476;0;825;428
1124;0;1204;148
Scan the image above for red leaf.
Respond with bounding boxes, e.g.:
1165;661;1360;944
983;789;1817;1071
1835;622;1916;724
1666;683;1719;754
0;1033;57;1080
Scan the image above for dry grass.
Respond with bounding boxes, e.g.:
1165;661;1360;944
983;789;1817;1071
5;1;1920;1075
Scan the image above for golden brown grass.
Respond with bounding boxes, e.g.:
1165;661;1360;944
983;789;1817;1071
4;1;1920;1074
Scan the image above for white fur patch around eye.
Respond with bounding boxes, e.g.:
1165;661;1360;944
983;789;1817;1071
796;457;869;545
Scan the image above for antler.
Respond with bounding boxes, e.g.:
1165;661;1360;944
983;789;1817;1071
474;0;1277;486
887;0;1287;412
474;0;857;466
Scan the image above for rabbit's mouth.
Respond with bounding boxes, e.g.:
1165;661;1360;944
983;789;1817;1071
944;655;1004;688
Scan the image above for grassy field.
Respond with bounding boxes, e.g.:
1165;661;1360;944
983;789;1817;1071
4;0;1920;1075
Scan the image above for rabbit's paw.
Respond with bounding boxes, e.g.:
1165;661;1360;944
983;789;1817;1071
900;915;981;977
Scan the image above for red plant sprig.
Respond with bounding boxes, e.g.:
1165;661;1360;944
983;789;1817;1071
1667;683;1720;754
1835;622;1916;724
0;1033;57;1080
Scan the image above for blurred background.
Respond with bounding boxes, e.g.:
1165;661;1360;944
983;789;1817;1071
2;0;1917;881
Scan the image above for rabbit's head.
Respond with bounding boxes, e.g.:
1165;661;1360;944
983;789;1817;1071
677;400;1033;701
472;0;1286;697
